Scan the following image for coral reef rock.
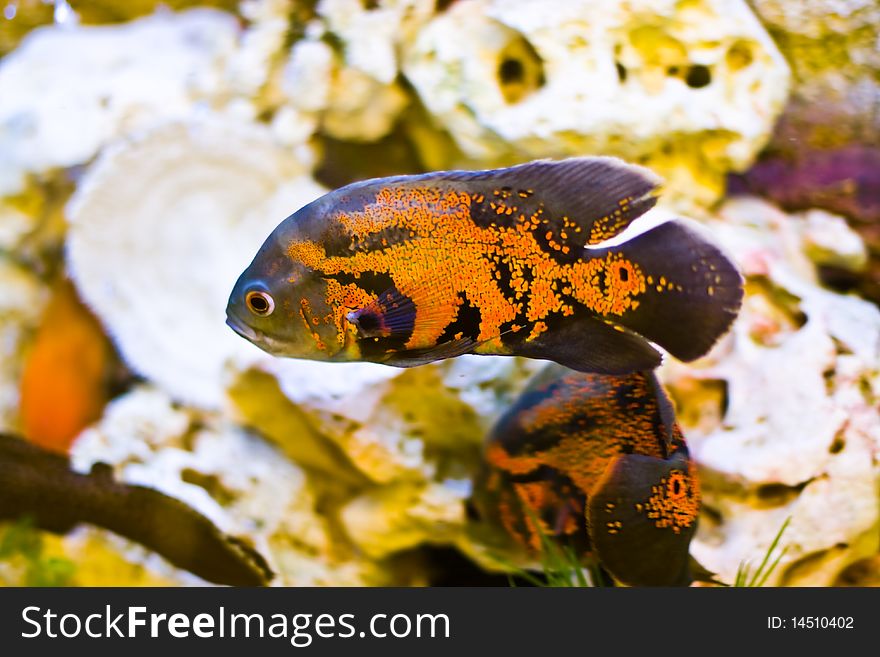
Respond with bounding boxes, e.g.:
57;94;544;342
230;355;542;486
229;355;542;562
273;0;435;144
402;0;790;209
0;9;240;196
734;0;880;303
661;197;880;586
70;385;388;586
66;118;325;409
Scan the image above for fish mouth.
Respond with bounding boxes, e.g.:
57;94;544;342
225;315;261;343
225;314;290;357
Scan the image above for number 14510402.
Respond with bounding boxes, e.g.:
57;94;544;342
768;617;854;630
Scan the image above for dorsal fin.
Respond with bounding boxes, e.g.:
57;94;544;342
425;157;661;245
334;157;663;248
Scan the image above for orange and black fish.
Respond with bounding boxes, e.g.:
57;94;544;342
226;158;742;373
470;365;700;586
0;433;273;586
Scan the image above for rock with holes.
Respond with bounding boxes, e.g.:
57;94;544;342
659;197;880;586
228;354;543;485
227;354;543;561
730;0;880;304
272;0;434;143
0;9;240;197
402;0;790;210
67;384;390;586
66;118;326;409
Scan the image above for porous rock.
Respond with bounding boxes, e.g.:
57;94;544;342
661;197;880;585
402;0;790;209
228;355;541;560
70;385;387;586
273;0;433;143
230;355;542;486
0;9;240;196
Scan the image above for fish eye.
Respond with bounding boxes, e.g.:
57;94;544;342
245;289;275;316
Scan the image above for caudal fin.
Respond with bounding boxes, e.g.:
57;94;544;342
596;220;743;362
587;449;699;586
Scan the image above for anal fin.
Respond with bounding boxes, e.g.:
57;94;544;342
513;316;662;374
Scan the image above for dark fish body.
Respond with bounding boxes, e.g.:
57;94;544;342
0;433;273;586
227;157;743;373
470;366;700;587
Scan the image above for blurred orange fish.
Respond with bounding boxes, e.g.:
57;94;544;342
471;365;700;586
19;280;113;453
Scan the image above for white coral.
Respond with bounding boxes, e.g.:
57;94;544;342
402;0;790;207
70;384;384;586
662;198;880;585
0;9;240;196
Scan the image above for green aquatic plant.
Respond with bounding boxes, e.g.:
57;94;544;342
733;517;791;588
0;517;77;587
499;504;607;587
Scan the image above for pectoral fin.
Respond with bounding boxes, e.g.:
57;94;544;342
381;336;479;367
347;286;417;340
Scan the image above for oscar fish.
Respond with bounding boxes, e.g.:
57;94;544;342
226;157;743;373
470;365;700;587
0;433;273;586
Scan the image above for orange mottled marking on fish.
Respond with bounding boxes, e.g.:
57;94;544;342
287;186;652;349
519;373;667;460
634;466;700;534
298;298;326;351
513;481;554;551
528;321;548;341
588;197;636;244
497;494;529;549
487;431;614;499
323;278;375;346
503;480;580;552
